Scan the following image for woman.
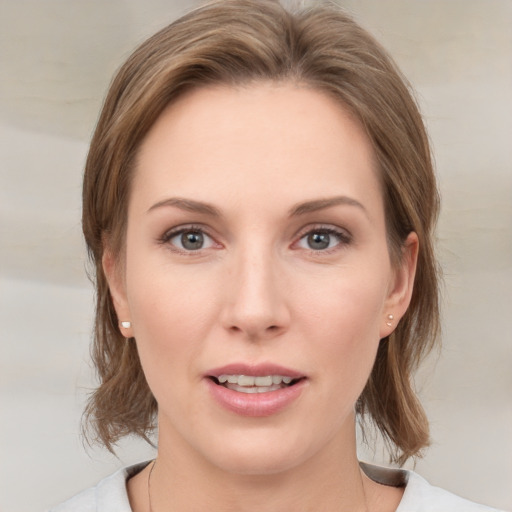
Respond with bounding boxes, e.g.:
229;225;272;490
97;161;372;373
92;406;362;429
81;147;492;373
51;1;503;510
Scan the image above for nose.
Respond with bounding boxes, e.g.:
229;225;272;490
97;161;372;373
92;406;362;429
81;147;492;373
220;245;290;342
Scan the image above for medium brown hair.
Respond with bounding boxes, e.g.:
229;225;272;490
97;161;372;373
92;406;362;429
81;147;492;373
82;0;440;464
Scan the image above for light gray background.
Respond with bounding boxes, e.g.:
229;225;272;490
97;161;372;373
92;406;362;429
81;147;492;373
0;1;511;511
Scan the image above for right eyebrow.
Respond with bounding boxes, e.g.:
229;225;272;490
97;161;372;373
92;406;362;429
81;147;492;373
147;197;222;217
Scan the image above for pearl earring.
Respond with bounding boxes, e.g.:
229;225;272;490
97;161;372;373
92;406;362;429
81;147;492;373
386;314;394;327
121;321;132;329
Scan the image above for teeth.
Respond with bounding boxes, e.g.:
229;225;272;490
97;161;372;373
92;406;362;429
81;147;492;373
227;383;283;394
238;375;256;386
254;376;272;386
216;374;296;388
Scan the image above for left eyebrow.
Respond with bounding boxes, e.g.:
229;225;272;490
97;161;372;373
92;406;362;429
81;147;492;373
288;196;369;218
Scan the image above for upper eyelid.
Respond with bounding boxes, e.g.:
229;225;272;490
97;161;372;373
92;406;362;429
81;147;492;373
294;223;352;240
161;223;213;240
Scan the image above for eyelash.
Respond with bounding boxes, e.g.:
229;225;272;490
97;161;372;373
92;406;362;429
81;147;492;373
294;225;352;254
159;224;217;255
158;224;352;255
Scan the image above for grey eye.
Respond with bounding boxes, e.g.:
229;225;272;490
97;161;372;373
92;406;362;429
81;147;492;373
307;232;331;250
297;228;349;251
168;229;214;251
181;231;204;250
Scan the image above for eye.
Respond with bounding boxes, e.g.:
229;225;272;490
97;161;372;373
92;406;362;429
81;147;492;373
296;227;351;251
164;227;215;252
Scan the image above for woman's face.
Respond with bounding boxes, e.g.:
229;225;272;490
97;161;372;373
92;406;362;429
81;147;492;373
106;82;417;475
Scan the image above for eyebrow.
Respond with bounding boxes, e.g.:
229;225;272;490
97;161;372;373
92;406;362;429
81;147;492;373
288;196;368;218
147;197;222;217
147;195;367;218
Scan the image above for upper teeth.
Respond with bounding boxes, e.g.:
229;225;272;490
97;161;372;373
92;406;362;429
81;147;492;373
217;375;293;386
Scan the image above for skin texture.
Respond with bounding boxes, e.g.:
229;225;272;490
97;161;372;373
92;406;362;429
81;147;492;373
104;82;418;512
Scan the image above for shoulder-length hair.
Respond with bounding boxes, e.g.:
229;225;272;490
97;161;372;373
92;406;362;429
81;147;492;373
82;0;440;465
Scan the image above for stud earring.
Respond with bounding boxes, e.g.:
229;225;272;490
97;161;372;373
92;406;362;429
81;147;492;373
386;314;394;327
121;321;132;329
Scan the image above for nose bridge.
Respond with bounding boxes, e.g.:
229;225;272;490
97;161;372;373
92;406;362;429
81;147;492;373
223;237;288;339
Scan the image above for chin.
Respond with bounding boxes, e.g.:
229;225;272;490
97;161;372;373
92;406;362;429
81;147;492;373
213;448;305;476
199;426;318;476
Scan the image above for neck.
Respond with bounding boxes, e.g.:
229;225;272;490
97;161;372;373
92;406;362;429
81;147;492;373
148;415;368;512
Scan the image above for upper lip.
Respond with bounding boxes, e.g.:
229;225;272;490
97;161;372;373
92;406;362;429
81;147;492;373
206;363;305;379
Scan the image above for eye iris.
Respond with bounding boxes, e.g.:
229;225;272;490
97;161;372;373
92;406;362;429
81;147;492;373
308;232;330;250
181;231;204;250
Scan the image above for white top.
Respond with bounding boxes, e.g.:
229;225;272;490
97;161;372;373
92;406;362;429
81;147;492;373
49;461;506;512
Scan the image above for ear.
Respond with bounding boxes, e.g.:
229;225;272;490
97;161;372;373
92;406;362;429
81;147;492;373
102;247;133;338
380;232;419;339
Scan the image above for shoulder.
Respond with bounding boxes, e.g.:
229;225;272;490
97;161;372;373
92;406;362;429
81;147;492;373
361;462;506;512
48;486;97;512
399;470;506;512
48;461;151;512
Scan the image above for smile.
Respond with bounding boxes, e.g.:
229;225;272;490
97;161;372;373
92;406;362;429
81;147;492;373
206;364;307;416
215;374;297;393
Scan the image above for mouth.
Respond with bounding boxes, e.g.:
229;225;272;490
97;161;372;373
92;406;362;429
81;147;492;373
205;365;307;416
209;374;304;394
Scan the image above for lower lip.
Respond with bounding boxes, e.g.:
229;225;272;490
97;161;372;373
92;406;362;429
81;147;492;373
205;378;306;417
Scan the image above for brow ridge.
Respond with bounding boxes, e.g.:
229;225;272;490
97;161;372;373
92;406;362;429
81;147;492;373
147;197;221;217
289;196;368;217
148;195;366;219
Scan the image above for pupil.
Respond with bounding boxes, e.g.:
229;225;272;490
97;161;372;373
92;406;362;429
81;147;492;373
182;231;203;250
308;232;330;250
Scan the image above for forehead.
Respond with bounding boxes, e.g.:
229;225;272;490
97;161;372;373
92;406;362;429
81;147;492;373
132;82;382;218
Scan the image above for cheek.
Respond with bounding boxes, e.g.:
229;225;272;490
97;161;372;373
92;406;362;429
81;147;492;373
124;258;221;393
297;270;387;381
300;268;387;338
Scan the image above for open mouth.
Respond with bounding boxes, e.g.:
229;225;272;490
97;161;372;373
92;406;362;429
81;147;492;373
210;374;304;394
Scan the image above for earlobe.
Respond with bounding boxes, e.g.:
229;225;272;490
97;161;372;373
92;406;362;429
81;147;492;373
380;232;419;338
102;248;133;337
